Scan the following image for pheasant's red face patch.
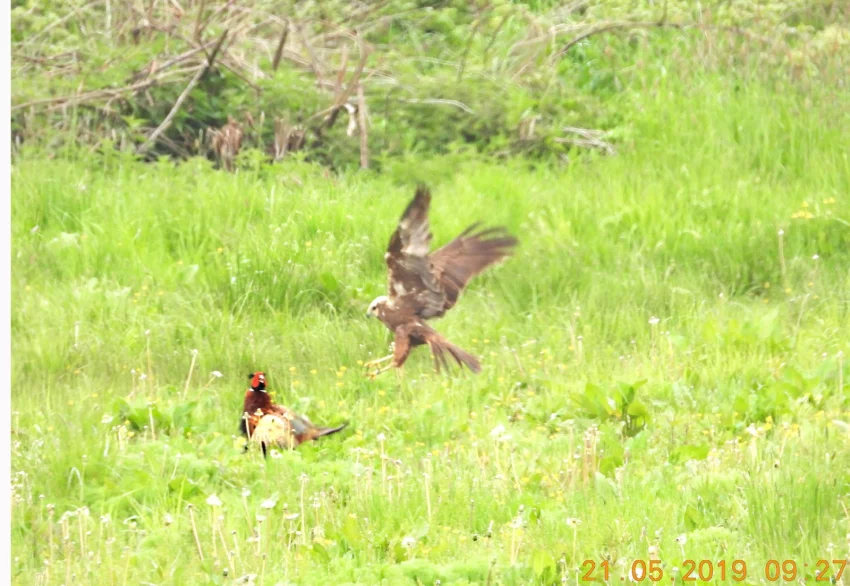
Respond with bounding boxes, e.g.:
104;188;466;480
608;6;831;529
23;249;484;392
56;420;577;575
251;372;265;388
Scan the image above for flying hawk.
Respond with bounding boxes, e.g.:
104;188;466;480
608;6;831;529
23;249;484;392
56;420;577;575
241;372;347;457
364;186;517;377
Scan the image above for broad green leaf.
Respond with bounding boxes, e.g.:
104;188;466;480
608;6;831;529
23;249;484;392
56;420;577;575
341;515;361;547
532;549;556;579
671;444;710;464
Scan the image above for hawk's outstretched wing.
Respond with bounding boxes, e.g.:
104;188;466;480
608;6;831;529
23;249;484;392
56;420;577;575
384;186;518;320
430;225;518;312
385;186;447;317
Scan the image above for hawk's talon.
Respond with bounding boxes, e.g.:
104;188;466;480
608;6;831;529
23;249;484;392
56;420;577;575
365;364;394;379
363;354;393;370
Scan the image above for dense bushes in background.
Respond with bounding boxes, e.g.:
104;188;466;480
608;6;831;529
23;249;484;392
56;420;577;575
11;0;850;169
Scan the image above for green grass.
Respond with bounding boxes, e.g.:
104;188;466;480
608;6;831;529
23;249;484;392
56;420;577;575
11;76;850;585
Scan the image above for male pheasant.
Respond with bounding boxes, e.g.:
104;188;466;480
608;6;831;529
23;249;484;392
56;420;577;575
240;372;347;457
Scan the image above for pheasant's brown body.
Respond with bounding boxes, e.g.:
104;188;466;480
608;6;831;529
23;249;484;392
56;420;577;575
240;372;347;457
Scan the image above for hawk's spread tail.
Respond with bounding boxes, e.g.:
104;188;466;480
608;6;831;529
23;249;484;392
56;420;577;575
427;335;482;374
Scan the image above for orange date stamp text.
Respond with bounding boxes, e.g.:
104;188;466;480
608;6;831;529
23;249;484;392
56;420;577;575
580;558;847;583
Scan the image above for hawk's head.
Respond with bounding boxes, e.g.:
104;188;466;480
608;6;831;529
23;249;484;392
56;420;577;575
366;295;389;318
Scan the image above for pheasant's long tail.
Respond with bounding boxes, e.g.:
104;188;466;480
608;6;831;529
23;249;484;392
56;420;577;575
311;422;349;440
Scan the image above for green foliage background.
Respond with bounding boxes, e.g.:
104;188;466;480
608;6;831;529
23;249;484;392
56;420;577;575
12;0;850;166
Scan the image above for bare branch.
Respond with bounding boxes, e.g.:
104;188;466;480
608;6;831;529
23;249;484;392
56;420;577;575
196;0;236;41
404;98;475;114
335;44;349;95
554;127;615;155
357;83;369;169
136;29;229;155
483;10;513;59
555;20;691;60
295;21;326;85
271;19;290;71
21;0;105;46
458;5;493;83
130;39;219;82
12;66;198;112
315;31;372;133
193;0;207;42
333;33;372;109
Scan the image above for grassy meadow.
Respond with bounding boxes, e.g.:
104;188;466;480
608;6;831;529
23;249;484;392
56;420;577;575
11;75;850;584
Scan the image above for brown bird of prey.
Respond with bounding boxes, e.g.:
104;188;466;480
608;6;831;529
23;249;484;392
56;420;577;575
364;185;517;377
240;372;347;457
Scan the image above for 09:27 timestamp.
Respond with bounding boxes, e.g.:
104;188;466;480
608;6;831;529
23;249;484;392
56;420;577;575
581;559;848;582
